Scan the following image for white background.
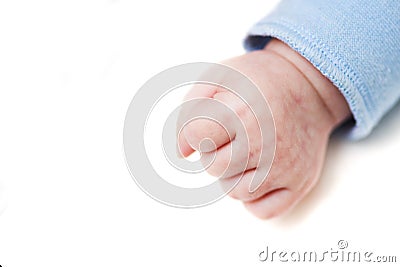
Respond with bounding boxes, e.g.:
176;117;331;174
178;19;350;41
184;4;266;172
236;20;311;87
0;0;399;266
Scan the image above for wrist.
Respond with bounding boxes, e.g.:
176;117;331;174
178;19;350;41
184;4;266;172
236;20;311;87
264;39;351;128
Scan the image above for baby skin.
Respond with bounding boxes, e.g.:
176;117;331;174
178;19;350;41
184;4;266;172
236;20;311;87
177;39;351;219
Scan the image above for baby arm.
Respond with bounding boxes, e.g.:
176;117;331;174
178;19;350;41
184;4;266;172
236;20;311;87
177;0;400;218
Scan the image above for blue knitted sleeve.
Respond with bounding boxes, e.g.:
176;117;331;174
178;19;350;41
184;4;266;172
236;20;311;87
244;0;400;139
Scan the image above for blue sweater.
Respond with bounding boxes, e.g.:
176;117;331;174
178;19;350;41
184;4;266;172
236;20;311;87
244;0;400;139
